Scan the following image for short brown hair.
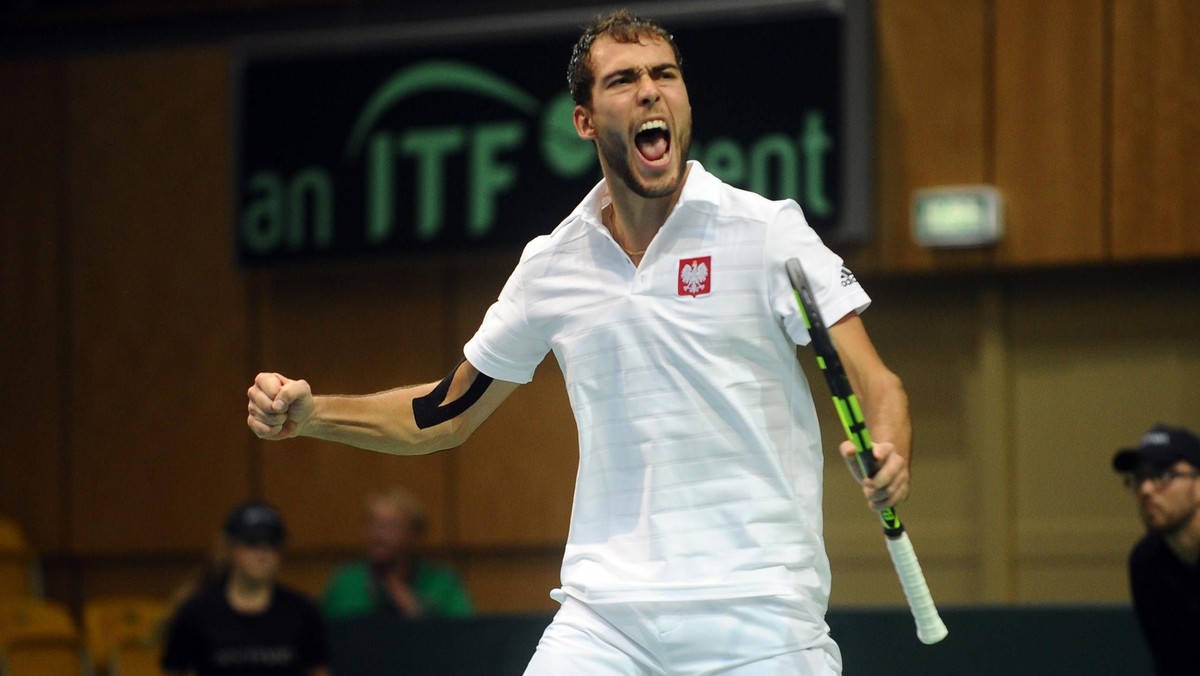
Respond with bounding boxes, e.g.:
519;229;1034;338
367;486;428;535
567;9;682;106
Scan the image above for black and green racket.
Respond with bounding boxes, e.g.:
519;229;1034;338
786;257;948;645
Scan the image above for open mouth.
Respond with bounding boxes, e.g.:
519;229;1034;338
635;119;671;164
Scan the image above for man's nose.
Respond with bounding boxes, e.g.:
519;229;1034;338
637;75;661;106
1135;476;1156;495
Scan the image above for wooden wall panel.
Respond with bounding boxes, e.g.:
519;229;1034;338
65;48;251;553
823;278;993;604
1016;556;1133;603
260;439;452;549
1008;265;1200;602
7;0;1200;617
453;359;576;548
74;558;198;604
460;551;564;613
0;61;69;554
870;0;990;273
276;551;353;601
993;0;1106;266
830;557;977;610
255;258;456;550
447;256;577;548
1111;0;1200;260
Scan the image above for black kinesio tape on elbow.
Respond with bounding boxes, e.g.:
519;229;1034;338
412;361;494;429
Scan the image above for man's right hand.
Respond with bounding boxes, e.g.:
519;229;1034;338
247;372;314;440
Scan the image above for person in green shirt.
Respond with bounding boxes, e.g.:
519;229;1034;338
323;487;472;620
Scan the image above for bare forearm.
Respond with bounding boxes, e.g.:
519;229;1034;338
301;385;461;455
858;369;912;462
249;362;517;451
825;314;912;507
828;314;913;462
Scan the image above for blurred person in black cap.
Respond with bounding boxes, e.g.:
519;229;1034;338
162;501;329;676
1113;423;1200;676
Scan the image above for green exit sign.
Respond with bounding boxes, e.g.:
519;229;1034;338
912;186;1003;247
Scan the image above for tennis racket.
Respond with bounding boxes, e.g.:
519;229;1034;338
785;257;948;645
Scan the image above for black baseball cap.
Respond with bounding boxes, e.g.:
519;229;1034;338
1112;424;1200;473
223;501;287;547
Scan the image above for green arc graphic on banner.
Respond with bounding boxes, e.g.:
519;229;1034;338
344;59;541;159
237;9;854;264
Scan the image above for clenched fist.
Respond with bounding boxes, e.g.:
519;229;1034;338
247;373;313;440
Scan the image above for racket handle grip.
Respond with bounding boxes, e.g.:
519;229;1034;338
858;448;880;479
884;531;949;644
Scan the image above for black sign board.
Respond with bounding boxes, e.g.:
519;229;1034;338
234;2;872;264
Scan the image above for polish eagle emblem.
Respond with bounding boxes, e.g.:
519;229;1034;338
678;256;712;297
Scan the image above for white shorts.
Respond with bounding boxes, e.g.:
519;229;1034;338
524;594;842;676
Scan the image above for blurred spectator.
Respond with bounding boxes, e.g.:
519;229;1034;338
1112;424;1200;676
162;501;329;675
323;487;471;620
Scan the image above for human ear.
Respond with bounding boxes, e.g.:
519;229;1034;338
573;104;596;141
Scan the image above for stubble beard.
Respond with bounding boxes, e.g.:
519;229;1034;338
596;126;691;200
1144;502;1197;537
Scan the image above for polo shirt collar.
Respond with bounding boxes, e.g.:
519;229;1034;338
574;160;721;231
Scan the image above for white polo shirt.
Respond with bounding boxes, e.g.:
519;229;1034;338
464;161;870;614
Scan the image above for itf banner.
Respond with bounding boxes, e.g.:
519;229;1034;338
234;2;870;264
